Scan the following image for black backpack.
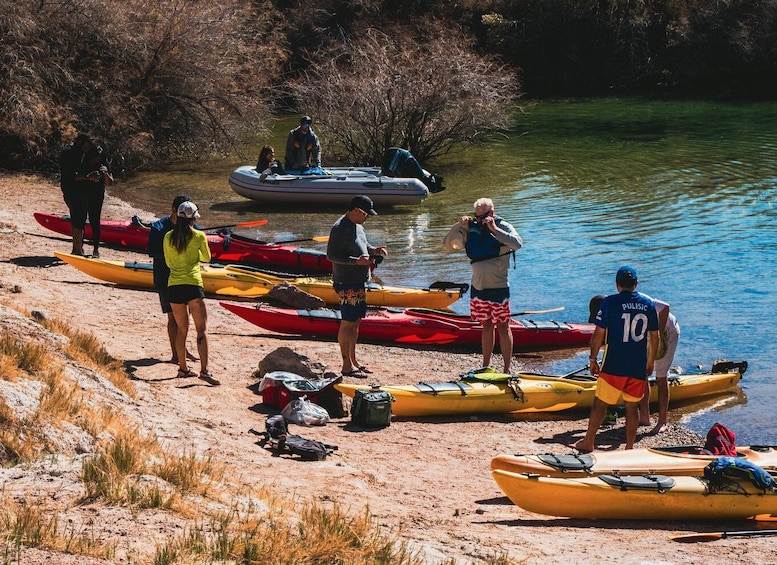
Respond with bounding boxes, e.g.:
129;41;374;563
260;415;337;461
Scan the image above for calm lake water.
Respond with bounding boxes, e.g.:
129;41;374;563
120;99;777;444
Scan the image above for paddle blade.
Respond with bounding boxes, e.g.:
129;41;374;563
203;219;268;231
752;514;777;521
311;235;329;242
512;307;565;316
671;529;777;542
235;219;268;228
670;533;723;543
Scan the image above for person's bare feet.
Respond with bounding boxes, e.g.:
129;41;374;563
649;422;668;435
170;351;198;364
574;440;593;454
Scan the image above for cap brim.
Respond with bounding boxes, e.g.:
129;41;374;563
367;210;377;216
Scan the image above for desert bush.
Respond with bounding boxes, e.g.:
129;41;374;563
0;0;285;171
0;331;51;378
293;27;518;165
0;496;117;558
39;316;135;397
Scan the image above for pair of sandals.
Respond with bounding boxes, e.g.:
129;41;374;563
177;368;220;386
342;365;373;378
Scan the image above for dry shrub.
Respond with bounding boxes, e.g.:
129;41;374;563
38;316;136;398
0;496;117;559
153;502;428;565
38;368;84;420
294;26;519;165
0;397;24;464
0;331;51;379
81;430;227;511
81;429;162;504
1;0;284;171
155;450;223;498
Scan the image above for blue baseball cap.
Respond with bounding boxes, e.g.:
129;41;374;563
615;265;638;284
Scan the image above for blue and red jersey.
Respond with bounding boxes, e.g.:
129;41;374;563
594;290;659;379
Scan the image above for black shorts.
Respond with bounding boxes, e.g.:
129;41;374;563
157;287;172;313
168;284;205;304
63;189;88;228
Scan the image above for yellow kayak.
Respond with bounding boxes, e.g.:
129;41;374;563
517;367;743;406
491;444;776;478
335;368;742;418
337;377;589;417
491;469;777;520
53;252;463;308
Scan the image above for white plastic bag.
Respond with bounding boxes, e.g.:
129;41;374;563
259;371;305;392
281;395;330;426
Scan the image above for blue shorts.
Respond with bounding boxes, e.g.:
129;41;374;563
333;282;367;322
168;284;205;304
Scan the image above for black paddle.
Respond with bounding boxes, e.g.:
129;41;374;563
671;529;777;542
562;365;591;378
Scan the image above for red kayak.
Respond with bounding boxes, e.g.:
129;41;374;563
220;302;595;350
34;212;333;274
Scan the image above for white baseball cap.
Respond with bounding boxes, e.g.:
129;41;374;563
177;201;200;219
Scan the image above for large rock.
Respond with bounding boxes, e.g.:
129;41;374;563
255;347;327;380
265;282;326;310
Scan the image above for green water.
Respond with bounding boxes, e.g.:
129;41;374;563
119;98;777;442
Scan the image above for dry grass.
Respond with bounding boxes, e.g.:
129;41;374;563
0;310;515;564
38;316;136;398
152;503;429;565
80;428;228;514
0;329;89;464
0;497;117;560
0;331;51;381
155;450;224;498
81;429;172;508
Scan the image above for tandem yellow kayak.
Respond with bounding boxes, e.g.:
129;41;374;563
335;366;743;418
53;252;464;308
491;469;777;520
491;443;776;478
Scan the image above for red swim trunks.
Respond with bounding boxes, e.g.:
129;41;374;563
595;371;646;404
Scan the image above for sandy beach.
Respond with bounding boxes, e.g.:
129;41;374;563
0;171;773;564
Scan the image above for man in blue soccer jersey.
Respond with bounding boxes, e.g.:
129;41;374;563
575;266;659;452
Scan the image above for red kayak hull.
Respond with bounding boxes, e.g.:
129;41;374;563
34;212;332;274
221;302;594;350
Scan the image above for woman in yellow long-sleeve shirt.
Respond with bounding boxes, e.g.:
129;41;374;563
163;201;219;385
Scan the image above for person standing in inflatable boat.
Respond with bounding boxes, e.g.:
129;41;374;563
444;198;522;373
284;115;321;171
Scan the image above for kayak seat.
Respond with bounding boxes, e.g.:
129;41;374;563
599;474;676;491
414;381;473;395
293;248;327;257
519;320;573;331
536;453;595;473
303;309;341;320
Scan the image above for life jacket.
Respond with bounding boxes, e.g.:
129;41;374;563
292;128;316;153
464;216;508;263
